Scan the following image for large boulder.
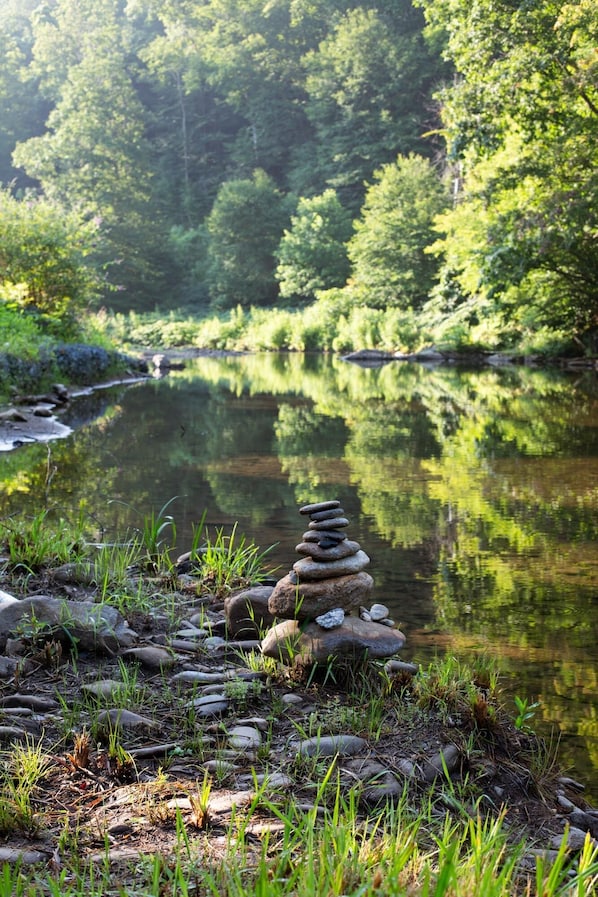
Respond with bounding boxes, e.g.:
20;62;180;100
0;596;136;654
268;571;374;620
261;616;406;666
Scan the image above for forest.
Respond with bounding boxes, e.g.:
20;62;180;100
0;0;597;356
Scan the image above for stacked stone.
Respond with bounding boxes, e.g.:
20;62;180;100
261;500;406;667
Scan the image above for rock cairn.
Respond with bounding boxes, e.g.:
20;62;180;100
261;500;406;667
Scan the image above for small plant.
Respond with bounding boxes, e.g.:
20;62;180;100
189;770;212;829
0;736;56;835
196;521;278;596
514;695;541;732
108;496;179;570
0;510;86;574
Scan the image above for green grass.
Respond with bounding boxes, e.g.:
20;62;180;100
0;782;595;896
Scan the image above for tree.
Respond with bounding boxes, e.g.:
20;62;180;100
0;188;100;325
417;0;598;344
0;1;49;188
275;190;352;301
11;0;163;306
348;154;448;309
206;170;292;308
300;4;446;210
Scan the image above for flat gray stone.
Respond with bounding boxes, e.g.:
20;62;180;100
97;709;159;732
122;646;177;670
308;516;349;531
308;507;346;522
189;694;229;717
224;586;276;639
296;734;366;758
0;846;47;865
0;693;58;711
228;725;262;750
0;724;29;741
293;550;369;581
302;530;346;544
299;500;341;515
82;680;124;700
295;539;360;561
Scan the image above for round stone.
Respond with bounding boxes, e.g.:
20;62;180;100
369;603;390;622
228;725;262;750
267;571;374;620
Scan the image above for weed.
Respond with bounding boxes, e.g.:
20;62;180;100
197;521;278;596
0;736;56;835
108;496;179;570
189;770;212;829
0;510;86;573
514;695;541;732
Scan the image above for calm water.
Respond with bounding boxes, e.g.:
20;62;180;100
2;353;598;799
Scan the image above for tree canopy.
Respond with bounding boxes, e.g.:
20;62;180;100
0;0;595;350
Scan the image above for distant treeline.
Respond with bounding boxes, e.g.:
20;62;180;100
0;0;596;354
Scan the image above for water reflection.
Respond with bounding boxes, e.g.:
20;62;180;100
1;353;597;798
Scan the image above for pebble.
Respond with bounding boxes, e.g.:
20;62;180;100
369;603;390;622
82;680;125;700
281;693;303;705
550;826;594;851
385;660;419;676
228;725;262;750
315;608;345;629
420;744;461;783
0;693;58;711
97;709;159;733
0;725;28;741
121;646;177;670
0;847;47;865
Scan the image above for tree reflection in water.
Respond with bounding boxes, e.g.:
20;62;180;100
1;354;597;798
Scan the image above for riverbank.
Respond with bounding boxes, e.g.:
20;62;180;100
0;512;597;895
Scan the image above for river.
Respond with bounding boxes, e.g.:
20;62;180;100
1;352;597;800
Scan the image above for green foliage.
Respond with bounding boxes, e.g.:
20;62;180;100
0;299;45;359
194;520;278;596
348;153;449;309
206;170;293;308
418;0;598;346
0;189;101;324
301;4;446;209
275;190;352;301
0;510;87;574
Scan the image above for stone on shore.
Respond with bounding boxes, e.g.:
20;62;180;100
224;586;276;639
261;616;406;665
267;571;374;620
0;596;136;654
